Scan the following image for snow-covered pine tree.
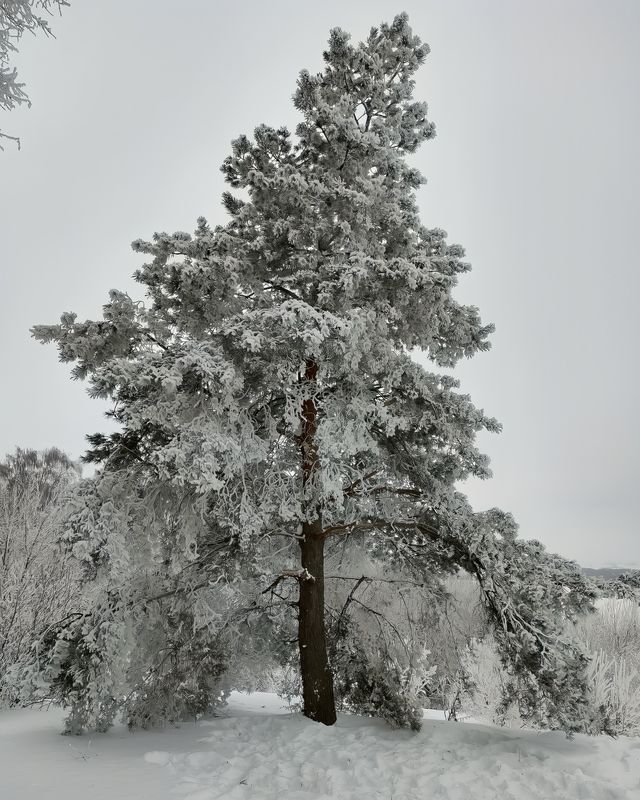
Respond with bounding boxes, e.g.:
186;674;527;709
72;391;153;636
33;14;595;732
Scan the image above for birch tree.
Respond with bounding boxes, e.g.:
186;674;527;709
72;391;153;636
0;447;79;703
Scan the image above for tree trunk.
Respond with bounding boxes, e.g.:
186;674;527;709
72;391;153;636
298;359;337;725
298;522;336;724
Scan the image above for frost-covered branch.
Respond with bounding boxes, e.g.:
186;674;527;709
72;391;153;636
0;1;69;147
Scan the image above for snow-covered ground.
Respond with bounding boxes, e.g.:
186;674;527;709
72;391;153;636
1;692;638;799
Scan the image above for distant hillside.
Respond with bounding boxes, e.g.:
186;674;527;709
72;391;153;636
581;567;637;580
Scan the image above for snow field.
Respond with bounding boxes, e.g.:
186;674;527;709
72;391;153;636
1;692;639;799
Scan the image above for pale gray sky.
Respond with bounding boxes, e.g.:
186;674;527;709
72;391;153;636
1;1;638;567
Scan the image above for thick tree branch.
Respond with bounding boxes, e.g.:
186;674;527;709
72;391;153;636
263;282;302;302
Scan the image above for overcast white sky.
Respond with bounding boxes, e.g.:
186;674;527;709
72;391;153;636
1;1;638;567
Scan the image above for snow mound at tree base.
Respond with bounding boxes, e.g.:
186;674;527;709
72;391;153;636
1;692;639;799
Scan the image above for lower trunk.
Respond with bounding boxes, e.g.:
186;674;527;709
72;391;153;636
298;521;337;725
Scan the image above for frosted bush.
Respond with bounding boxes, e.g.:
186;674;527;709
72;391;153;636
586;650;640;736
0;448;81;706
569;599;640;736
456;596;640;736
324;556;439;730
457;638;522;727
574;599;640;662
419;576;489;711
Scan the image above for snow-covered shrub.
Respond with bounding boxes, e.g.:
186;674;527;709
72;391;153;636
420;576;490;711
324;554;438;730
15;472;239;732
574;598;640;662
0;448;80;706
456;598;640;736
569;599;640;736
457;638;523;727
32;599;230;734
586;650;640;737
332;632;433;731
263;663;301;706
